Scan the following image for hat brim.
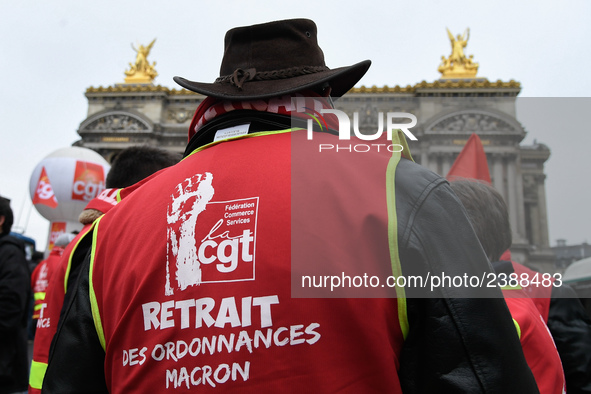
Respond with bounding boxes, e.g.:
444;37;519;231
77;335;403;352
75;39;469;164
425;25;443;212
173;60;371;100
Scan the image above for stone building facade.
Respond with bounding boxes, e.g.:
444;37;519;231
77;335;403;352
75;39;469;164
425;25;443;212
73;79;554;272
339;82;554;271
73;31;554;271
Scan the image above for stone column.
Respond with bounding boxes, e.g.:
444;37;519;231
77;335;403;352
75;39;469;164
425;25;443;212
506;155;521;241
428;153;439;175
492;153;505;198
536;174;551;248
442;152;453;177
420;149;429;170
514;157;527;241
529;202;541;247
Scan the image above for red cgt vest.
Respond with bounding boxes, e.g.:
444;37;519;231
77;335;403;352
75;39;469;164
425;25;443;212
502;291;565;393
31;247;64;321
88;129;409;393
29;186;143;393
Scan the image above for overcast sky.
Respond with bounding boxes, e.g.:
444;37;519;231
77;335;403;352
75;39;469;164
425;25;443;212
1;0;589;251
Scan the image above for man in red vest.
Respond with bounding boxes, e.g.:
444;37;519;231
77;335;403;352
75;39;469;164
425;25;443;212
501;248;591;394
44;19;538;393
30;233;75;332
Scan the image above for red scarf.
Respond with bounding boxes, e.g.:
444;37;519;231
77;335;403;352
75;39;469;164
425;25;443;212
187;91;338;141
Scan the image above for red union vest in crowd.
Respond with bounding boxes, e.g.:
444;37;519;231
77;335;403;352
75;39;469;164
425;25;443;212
88;130;408;393
502;289;565;393
29;186;138;393
30;246;65;321
28;223;98;394
511;261;554;322
500;250;554;322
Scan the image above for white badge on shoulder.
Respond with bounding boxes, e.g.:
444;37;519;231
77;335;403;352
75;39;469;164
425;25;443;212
214;123;251;142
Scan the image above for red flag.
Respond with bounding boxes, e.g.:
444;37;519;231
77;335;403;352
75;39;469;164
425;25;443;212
32;167;59;208
447;133;491;184
499;249;512;261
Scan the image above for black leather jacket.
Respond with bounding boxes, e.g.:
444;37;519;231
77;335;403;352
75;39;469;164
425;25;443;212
394;159;537;393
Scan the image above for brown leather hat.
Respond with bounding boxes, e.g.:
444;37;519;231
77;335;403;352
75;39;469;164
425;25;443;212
173;19;371;100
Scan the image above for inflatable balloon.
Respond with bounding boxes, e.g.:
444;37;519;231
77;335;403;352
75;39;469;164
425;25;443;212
29;146;110;251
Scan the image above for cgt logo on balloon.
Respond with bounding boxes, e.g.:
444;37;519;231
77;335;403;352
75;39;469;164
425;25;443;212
32;167;59;208
71;161;106;202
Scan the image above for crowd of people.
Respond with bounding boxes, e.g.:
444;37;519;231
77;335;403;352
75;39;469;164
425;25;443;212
1;18;590;394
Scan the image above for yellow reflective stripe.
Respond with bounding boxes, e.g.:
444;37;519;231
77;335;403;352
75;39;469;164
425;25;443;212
64;221;99;294
89;216;106;351
513;318;522;339
395;129;414;162
116;188;123;202
386;130;413;340
33;304;44;311
184;128;296;159
33;292;46;301
29;360;48;389
501;285;523;290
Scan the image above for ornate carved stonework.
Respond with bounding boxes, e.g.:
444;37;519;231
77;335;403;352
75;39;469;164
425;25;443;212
522;174;539;202
74;80;554;272
167;109;193;124
82;114;149;132
430;113;516;133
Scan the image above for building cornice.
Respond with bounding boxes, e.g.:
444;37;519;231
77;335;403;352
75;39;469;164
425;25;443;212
86;84;171;93
349;79;521;94
86;79;521;96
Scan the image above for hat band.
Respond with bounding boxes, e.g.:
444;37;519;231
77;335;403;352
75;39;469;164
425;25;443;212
215;65;330;89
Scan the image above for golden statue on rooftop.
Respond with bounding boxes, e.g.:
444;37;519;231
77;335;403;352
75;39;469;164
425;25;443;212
124;39;158;84
438;28;479;79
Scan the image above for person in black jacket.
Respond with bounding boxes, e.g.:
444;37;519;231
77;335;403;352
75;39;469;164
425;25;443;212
0;196;31;394
548;285;591;393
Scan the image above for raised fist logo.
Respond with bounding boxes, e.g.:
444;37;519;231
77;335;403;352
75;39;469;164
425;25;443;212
166;172;215;295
